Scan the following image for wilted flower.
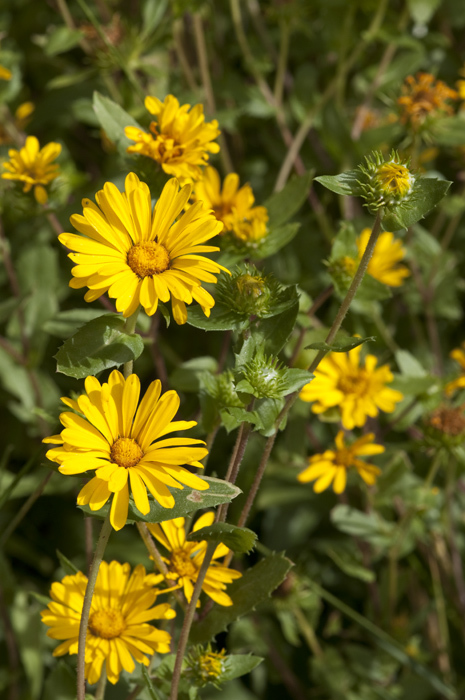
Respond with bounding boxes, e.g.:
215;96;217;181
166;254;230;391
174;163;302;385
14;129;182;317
398;73;457;128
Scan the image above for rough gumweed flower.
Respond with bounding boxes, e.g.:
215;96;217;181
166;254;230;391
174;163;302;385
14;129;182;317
216;264;284;318
356;150;415;214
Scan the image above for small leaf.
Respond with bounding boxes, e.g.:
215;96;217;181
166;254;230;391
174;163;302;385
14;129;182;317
252;223;300;259
78;477;241;524
93;91;143;155
382;178;451;231
326;546;375;583
187;303;245;331
255;299;299;355
187;523;257;553
221;655;264;682
306;336;375;353
264;172;313;228
315;171;362;197
56;550;79;576
190;552;293;644
55;313;144;379
44;26;84;56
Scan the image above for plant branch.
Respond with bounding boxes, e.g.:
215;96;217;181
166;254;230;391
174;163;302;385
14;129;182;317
136;522;186;610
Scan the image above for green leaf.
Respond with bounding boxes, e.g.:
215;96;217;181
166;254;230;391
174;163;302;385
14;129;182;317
221;655;264;682
430;115;465;146
255;299;299;355
315;171;362;197
407;0;441;25
252;223;300;259
326;546;375;583
395;349;426;377
190;552;293;644
44;26;84;56
55;313;144;379
29;591;52;607
43;662;76;700
306;336;375;353
78;476;241;524
93;91;143;155
382;178;451;231
56;550;79;576
187;303;246;331
219;406;264;433
141;665;163;700
187;523;257;553
330;221;358;260
264;172;313;228
331;505;395;549
43;309;107;338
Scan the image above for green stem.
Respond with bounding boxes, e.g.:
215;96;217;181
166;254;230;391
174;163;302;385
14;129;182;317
273;20;290;106
95;667;107;700
136;522;186;610
123;307;141;379
169;541;217;700
77;514;113;700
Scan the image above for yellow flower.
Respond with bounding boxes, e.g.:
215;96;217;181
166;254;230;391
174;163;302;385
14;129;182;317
41;561;175;685
445;342;465;394
1;135;61;204
357;229;410;287
148;512;242;606
299;345;404;430
398;73;458;128
0;64;12;80
198;648;226;680
125;95;220;182
298;430;384;493
375;161;414;200
43;370;209;531
59;173;226;324
193;166;268;242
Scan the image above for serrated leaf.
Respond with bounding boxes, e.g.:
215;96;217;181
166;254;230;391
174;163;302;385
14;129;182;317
382;178;451;231
78;477;241;524
190;552;293;644
56;550;79;576
187;522;257;553
93;91;142;155
315;171;362;197
264;172;313;228
55;313;144;379
306;336;375;352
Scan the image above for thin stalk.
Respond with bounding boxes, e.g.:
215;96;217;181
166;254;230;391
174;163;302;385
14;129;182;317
173;19;199;92
170;542;216;700
0;471;53;548
149;314;169;387
95;667;107;700
56;0;93;54
428;552;451;677
274;20;290;106
216;420;253;523
293;606;323;657
136;522;186;610
46;211;63;237
84;518;93;573
77;514;113;700
289;284;334;366
123;307;141;378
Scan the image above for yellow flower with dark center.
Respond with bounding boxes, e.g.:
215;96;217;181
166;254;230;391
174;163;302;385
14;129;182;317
0;64;12;80
148;512;242;606
298;431;384;493
41;561;175;685
59;173;226;324
43;370;209;530
299;345;404;429
125;95;220;182
192;166;268;242
1;135;61;203
357;229;410;287
445;342;465;394
398;73;458;128
375;161;414;200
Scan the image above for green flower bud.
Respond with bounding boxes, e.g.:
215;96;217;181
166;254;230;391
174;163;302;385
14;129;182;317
201;370;245;409
239;354;287;399
357;150;415;213
216;264;277;318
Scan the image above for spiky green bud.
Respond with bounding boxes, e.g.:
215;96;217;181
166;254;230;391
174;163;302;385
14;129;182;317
357;150;415;213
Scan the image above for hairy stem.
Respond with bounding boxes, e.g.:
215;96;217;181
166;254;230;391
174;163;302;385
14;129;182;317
136;522;186;610
123;307;141;378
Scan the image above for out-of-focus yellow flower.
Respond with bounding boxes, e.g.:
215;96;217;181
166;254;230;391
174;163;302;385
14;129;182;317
41;561;175;685
1;135;61;203
299;345;404;430
357;229;410;287
148;512;242;606
0;64;12;80
192;166;269;243
125;95;220;182
0;102;35;146
445;342;465;394
398;73;457;128
298;430;384;493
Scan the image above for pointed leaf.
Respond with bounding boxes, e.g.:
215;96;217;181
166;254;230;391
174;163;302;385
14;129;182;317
187;523;257;553
382;178;451;231
56;550;79;576
93;91;143;155
264;172;313;228
315;171;362;196
306;336;375;353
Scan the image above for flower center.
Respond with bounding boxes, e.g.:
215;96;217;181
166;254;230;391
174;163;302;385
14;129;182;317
88;609;126;639
376;163;413;198
127;242;170;278
335;448;355;469
110;437;143;468
171;549;198;578
337;371;370;397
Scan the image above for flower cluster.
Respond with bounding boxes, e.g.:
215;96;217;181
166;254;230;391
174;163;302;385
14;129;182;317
398;72;458;128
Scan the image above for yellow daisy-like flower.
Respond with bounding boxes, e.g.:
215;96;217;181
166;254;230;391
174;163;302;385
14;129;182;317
41;561;175;685
445;342;465;394
0;64;12;80
398;73;458;128
193;166;269;243
299;345;404;430
357;229;410;287
43;370;209;531
1;135;61;204
59;173;226;324
148;512;242;606
298;431;384;493
125;95;220;182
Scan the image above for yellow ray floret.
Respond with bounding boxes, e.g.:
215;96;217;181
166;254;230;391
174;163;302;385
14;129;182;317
1;135;61;203
41;561;175;685
299;345;404;430
445;342;465;394
298;430;384;493
357;229;410;287
148;512;241;606
59;173;227;324
193;166;268;243
125;94;220;182
43;370;209;530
